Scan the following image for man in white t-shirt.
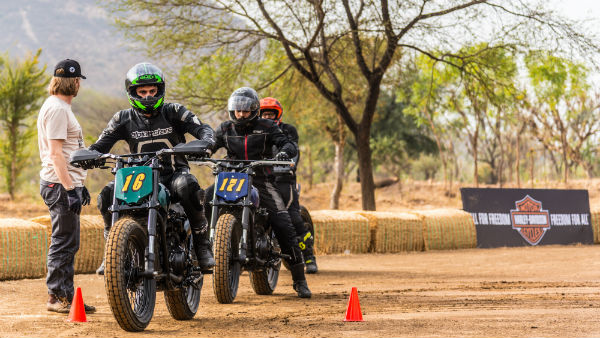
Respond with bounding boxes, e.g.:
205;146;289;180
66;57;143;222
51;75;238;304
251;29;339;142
37;59;95;314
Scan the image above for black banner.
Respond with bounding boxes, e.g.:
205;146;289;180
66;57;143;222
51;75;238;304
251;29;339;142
461;188;593;248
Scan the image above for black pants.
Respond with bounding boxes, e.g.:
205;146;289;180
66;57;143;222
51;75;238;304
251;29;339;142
40;180;82;301
97;170;209;238
276;178;315;260
205;176;303;266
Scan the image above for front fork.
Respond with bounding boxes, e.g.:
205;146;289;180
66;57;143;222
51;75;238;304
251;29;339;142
239;206;249;263
208;171;251;265
144;161;161;277
209;202;250;264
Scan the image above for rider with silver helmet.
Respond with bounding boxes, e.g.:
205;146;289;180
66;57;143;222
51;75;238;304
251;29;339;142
89;63;216;273
205;87;312;298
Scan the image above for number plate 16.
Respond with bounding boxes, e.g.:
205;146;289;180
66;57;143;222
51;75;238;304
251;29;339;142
115;166;153;204
215;172;249;202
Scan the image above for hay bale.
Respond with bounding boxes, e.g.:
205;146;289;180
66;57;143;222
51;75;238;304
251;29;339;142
310;210;370;254
29;214;104;274
0;219;47;280
591;209;600;244
76;215;105;273
354;211;424;253
411;209;477;251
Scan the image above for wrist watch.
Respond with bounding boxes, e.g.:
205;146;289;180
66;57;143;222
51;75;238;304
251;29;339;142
65;185;75;191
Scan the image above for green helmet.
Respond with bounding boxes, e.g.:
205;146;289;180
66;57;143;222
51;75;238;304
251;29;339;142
125;63;165;117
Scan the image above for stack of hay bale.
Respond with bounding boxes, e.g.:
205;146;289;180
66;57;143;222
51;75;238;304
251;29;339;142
354;211;424;253
0;207;481;280
28;215;105;274
309;210;370;254
309;208;475;254
411;209;477;251
0;219;48;280
591;208;600;244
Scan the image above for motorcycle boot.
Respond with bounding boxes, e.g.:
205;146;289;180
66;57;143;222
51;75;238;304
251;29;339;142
299;231;318;274
290;262;312;298
194;230;215;270
96;229;109;275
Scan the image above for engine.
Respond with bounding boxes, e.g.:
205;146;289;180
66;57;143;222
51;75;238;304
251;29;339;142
255;234;271;258
169;246;187;274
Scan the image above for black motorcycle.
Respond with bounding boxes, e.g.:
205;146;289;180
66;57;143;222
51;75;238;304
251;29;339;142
70;141;208;331
191;158;293;304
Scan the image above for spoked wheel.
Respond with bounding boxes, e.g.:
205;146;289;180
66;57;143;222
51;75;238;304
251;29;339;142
249;233;281;295
105;217;156;332
164;237;202;320
213;213;242;304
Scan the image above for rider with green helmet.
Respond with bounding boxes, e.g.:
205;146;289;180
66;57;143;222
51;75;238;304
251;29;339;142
90;63;216;273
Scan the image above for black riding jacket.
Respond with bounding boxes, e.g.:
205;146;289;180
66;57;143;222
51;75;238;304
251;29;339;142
89;103;215;177
213;118;297;175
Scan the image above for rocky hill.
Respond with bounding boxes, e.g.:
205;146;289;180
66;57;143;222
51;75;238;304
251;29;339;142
0;0;155;95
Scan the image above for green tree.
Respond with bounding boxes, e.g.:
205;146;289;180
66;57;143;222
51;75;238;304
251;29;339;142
0;50;49;199
371;91;437;181
108;0;599;209
406;55;459;193
525;52;598;183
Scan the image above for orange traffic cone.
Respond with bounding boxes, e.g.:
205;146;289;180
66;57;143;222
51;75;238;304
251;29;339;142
67;287;87;323
344;287;363;321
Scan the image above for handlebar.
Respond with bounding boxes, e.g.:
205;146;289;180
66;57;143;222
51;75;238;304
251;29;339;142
72;146;293;173
189;158;294;171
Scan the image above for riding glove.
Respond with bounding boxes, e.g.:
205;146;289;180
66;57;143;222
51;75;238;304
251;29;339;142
66;189;82;214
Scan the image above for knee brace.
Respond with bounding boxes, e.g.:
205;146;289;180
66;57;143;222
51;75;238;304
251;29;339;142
172;173;203;207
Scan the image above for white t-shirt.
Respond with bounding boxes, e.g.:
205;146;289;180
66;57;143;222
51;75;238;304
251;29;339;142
37;96;87;186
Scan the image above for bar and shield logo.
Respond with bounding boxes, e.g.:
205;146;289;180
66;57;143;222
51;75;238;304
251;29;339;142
510;195;550;245
462;188;592;248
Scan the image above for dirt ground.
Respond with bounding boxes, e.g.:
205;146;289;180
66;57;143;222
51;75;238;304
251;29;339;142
3;180;600;337
1;245;600;337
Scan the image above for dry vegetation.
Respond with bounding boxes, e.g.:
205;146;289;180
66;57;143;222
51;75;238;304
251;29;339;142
3;179;600;219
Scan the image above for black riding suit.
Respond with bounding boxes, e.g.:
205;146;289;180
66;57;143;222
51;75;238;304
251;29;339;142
89;103;215;249
272;122;315;263
206;118;304;268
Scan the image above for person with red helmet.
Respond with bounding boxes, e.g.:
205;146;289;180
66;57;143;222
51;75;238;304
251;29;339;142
260;97;318;274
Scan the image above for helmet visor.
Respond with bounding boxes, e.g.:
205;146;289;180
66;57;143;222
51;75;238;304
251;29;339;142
228;95;258;113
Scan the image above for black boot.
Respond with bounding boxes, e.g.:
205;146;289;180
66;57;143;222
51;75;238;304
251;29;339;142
291;263;312;298
194;232;215;270
305;256;318;274
300;231;318;274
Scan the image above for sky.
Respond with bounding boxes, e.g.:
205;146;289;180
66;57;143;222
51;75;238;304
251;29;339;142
542;0;600;86
550;0;600;20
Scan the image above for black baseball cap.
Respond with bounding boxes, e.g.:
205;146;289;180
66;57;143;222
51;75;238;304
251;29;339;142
53;59;86;79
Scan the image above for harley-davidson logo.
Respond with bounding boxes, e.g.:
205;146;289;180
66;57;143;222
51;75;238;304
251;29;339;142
510;195;550;245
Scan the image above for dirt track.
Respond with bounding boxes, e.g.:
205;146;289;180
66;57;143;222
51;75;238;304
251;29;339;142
2;245;600;338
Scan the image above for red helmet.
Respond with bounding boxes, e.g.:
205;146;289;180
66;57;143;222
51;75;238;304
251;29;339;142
259;97;283;122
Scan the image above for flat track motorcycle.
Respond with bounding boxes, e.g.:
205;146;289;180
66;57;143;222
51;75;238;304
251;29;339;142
191;158;294;304
70;141;208;331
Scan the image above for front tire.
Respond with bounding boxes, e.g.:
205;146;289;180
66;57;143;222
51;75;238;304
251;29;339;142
164;236;202;320
249;261;280;295
164;278;202;320
212;213;242;304
105;217;156;332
